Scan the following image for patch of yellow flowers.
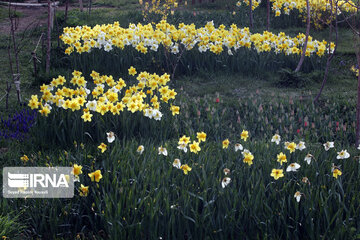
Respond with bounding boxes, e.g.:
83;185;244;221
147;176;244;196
28;68;180;121
140;0;178;20
236;0;356;16
60;20;333;57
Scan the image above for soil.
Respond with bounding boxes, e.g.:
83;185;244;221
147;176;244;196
0;2;87;35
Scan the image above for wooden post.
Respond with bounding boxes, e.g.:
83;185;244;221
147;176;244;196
13;73;21;103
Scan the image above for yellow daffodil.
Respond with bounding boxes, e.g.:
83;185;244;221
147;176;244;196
20;154;29;163
72;164;83;176
98;143;107;153
180;164;192;175
333;168;342;179
79;184;89;197
270;169;284;180
88;170;103;182
287;142;297;153
277;152;287;165
196;132;207;142
243;152;254;166
128;66;137;76
241;130;249;141
222;139;230;149
189;141;201;154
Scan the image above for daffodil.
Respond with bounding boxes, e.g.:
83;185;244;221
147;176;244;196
81;111;93;122
337;150;350;159
178;135;190;145
271;134;281;145
196;132;207;142
173;159;181;169
79;184;89;197
270;169;284;180
223;168;230;175
221;177;231;188
241;130;249;141
286;163;300;172
294;191;302;202
222;139;230;149
287;142;296;153
296;141;306;151
128;66;137;76
137;145;144;154
332;168;342;179
88;170;103;182
234;143;243;152
323;141;334;151
72;164;83;176
180;164;192;174
189;141;201;154
304;153;313;165
277;152;287;165
177;143;188;153
243;152;254;166
98;143;107;153
158;146;168;156
20;155;29;163
106;131;115;143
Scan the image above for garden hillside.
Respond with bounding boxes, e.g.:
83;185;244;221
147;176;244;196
0;0;360;239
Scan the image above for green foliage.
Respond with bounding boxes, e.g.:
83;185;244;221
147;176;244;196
0;211;26;239
277;68;309;88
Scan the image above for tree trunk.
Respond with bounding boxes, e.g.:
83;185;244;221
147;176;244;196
64;0;69;23
294;0;310;72
79;0;83;12
249;0;253;28
356;16;360;146
9;5;21;104
314;0;337;103
89;0;92;15
46;0;51;74
266;0;270;30
356;52;360;146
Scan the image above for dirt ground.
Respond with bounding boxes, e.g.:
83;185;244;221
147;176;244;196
0;2;83;35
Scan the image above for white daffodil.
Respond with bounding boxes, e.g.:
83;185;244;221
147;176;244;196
337;150;350;159
234;143;243;152
294;191;302;202
221;177;231;188
137;145;144;154
323;141;334;151
304;153;313;165
286;163;301;172
172;159;181;169
106;131;115;143
144;108;154;119
177;143;188;153
296;141;306;151
86;100;97;111
223;168;230;175
158;146;168;156
271;134;281;145
241;149;250;157
153;110;163;121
